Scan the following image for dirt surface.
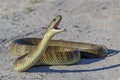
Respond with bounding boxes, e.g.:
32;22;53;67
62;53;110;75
0;0;120;80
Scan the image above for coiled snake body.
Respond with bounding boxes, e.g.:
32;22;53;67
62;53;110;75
10;15;108;72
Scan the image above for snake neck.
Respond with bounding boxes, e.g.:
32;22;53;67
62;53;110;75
36;32;56;55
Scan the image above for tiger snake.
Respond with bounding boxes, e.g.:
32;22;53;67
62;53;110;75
10;15;108;72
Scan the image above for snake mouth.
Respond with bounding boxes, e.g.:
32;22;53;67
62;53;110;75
53;15;62;30
52;15;64;32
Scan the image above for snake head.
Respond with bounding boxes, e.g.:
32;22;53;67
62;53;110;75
46;15;64;34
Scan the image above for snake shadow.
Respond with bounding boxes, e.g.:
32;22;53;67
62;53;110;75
27;49;120;73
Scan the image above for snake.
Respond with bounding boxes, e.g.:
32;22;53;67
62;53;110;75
10;15;108;72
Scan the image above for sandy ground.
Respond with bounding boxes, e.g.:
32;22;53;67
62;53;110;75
0;0;120;80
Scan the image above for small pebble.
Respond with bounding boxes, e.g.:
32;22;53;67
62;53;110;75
73;25;79;28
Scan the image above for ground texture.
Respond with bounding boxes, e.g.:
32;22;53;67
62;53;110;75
0;0;120;80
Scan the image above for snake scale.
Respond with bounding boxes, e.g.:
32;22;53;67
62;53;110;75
10;15;108;72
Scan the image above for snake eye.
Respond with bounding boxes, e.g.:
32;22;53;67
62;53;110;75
53;18;56;21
